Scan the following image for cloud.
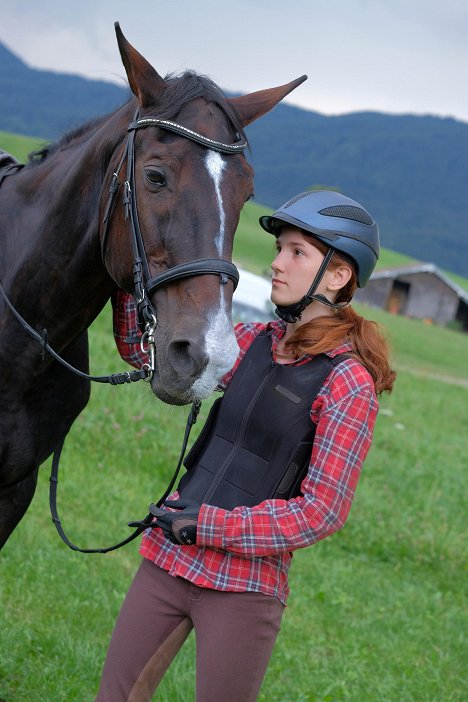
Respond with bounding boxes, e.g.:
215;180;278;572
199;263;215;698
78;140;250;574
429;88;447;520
1;0;467;122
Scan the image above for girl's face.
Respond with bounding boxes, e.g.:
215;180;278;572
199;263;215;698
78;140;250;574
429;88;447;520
270;228;329;308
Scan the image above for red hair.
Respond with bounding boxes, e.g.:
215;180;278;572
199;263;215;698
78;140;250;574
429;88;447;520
284;239;396;395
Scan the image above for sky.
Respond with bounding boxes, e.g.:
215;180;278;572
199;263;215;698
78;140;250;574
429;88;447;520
1;0;468;123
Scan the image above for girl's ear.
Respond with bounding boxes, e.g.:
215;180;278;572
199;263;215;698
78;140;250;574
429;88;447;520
326;265;353;292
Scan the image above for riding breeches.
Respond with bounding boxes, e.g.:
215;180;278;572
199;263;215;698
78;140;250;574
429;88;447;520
94;557;284;702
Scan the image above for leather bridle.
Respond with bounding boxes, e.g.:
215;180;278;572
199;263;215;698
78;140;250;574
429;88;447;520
0;112;246;386
101;112;246;381
50;115;248;553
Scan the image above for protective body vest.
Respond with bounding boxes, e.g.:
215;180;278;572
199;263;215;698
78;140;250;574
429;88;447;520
178;332;349;510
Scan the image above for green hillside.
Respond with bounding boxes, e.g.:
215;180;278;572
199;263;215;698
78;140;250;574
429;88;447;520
1;130;465;293
246;108;468;278
0;129;47;162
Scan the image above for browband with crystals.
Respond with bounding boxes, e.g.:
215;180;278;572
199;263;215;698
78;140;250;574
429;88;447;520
128;118;247;154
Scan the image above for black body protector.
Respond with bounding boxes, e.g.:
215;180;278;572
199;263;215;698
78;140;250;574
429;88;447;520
178;332;349;510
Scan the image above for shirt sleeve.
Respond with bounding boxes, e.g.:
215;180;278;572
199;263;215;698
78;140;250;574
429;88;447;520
112;289;148;369
197;360;378;557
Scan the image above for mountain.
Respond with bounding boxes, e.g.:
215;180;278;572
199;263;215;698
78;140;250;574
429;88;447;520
1;41;467;276
0;41;129;138
246;106;468;277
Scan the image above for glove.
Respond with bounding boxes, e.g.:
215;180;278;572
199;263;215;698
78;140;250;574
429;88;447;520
150;499;201;545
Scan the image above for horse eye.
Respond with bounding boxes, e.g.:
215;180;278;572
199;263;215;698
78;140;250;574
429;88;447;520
144;167;166;187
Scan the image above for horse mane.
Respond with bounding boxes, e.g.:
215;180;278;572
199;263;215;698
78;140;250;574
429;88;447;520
26;71;247;167
26;112;115;166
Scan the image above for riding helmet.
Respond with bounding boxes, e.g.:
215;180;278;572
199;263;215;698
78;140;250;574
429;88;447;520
259;190;379;287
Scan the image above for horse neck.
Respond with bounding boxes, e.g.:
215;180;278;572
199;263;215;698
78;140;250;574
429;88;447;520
2;103;134;341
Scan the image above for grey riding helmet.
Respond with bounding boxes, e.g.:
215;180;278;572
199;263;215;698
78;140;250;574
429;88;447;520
259;190;379;287
259;190;380;322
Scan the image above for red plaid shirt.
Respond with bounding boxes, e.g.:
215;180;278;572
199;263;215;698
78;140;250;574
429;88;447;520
112;291;378;604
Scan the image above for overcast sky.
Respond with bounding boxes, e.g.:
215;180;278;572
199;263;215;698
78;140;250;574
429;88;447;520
1;0;467;123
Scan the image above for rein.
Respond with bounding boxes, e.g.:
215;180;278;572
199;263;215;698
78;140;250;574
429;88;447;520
50;399;202;553
0;112;246;553
0;279;150;384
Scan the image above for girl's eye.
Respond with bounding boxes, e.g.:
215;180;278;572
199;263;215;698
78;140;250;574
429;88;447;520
295;249;304;256
144;167;166;187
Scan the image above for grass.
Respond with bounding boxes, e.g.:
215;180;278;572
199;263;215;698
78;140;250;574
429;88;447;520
1;129;467;700
0;130;47;163
0;301;467;701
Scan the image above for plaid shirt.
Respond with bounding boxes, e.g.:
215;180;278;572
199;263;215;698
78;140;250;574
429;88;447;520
112;291;378;604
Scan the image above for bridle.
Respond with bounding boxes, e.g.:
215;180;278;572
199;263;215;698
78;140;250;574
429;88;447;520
101;112;246;382
0;111;247;386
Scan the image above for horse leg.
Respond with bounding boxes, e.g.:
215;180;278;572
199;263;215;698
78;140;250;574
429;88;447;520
0;466;39;549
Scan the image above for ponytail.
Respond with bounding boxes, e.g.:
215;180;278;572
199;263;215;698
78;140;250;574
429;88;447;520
285;307;395;395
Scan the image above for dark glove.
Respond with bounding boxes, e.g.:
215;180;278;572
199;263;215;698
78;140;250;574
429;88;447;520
150;499;201;545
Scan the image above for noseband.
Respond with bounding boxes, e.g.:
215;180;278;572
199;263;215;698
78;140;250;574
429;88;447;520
102;113;247;378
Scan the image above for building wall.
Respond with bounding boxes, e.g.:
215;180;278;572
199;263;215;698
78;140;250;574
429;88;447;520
355;279;392;308
354;272;460;325
403;273;458;324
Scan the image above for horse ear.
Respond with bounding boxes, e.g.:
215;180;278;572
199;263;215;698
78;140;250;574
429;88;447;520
115;22;166;108
228;76;308;127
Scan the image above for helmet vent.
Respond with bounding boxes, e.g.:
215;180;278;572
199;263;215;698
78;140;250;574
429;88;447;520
283;192;310;209
319;205;373;225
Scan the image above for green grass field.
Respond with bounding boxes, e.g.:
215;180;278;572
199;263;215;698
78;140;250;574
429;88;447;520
1;130;467;701
0;130;48;163
0;303;466;702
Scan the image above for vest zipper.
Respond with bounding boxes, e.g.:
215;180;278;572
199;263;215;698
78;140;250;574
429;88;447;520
202;360;278;504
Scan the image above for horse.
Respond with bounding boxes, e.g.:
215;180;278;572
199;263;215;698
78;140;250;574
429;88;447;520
0;23;306;549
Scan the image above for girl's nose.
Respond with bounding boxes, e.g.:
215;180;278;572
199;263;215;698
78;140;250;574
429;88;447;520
271;251;283;272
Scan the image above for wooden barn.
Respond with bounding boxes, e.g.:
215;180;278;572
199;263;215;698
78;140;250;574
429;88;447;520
354;263;468;332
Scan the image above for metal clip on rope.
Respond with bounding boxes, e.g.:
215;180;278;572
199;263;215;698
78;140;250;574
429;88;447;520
140;315;156;382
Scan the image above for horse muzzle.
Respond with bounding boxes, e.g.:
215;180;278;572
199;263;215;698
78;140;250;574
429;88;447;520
151;320;239;405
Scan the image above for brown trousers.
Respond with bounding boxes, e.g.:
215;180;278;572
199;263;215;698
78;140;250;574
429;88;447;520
94;558;284;702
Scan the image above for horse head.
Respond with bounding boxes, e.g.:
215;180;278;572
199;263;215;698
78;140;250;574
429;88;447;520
102;24;306;405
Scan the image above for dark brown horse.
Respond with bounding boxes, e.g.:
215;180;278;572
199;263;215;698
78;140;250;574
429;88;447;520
0;24;306;549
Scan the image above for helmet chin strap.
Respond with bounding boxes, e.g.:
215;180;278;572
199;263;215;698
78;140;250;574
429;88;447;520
274;249;350;324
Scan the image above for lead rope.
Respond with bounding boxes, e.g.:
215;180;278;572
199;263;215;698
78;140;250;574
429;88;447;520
0;279;154;384
49;399;201;553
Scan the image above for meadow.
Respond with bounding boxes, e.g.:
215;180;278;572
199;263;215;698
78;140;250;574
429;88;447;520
0;132;467;701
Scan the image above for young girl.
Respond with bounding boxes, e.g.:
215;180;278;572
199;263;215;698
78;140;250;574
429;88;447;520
96;190;395;702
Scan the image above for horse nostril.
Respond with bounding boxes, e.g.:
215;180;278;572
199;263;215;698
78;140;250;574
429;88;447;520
167;340;206;378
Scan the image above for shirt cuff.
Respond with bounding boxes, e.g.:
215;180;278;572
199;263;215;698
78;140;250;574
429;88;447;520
198;503;231;549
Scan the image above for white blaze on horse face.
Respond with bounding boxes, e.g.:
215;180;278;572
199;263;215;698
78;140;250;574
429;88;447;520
191;151;239;398
204;150;226;255
192;286;239;399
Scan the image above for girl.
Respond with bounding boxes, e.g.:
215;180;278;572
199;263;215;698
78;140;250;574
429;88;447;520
96;190;395;702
